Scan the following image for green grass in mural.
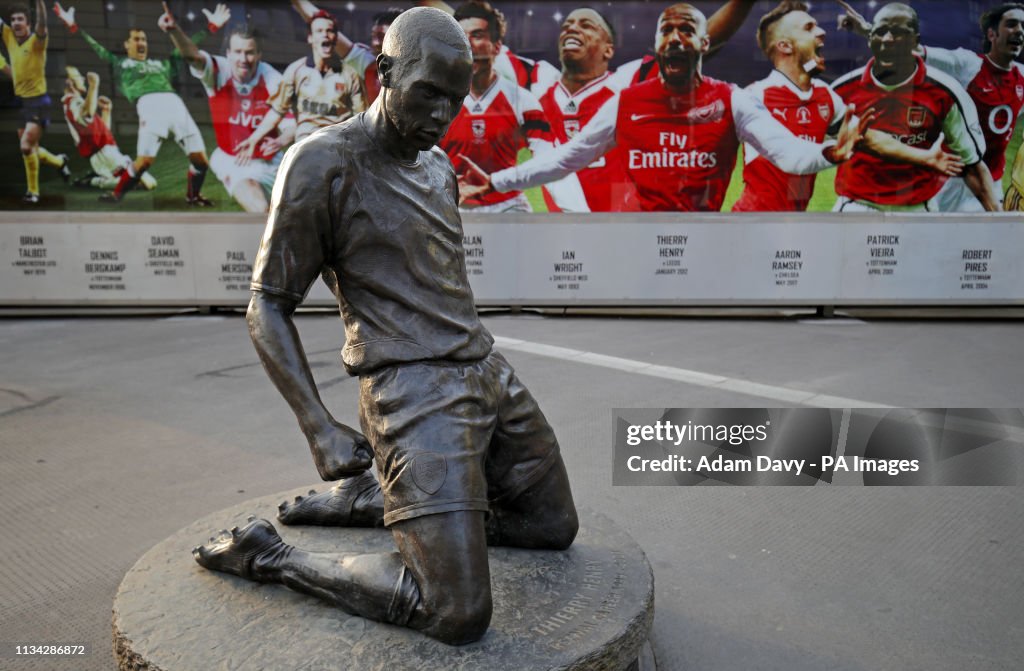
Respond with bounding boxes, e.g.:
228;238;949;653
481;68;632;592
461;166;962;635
0;127;238;212
7;123;1019;214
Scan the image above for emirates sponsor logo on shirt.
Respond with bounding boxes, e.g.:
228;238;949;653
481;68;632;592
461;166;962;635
628;131;718;170
818;103;831;120
907;106;926;128
797;107;811;125
686;99;726;124
564;119;580;137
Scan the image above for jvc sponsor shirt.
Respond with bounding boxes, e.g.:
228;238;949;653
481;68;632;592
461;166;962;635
192;53;283;160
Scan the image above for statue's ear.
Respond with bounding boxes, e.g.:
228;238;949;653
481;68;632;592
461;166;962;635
377;54;393;88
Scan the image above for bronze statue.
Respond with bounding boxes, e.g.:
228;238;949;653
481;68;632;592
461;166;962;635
192;7;578;646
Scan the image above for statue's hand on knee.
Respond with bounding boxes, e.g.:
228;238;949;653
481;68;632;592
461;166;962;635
307;422;373;480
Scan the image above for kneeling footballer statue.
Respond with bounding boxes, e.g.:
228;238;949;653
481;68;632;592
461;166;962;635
193;7;578;645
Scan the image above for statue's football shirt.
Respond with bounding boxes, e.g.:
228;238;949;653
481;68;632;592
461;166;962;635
251;114;493;375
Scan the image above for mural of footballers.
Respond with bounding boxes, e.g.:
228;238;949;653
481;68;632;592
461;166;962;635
61;66;157;192
160;3;294;213
831;2;1000;212
53;1;216;205
443;0;586;212
234;7;364;161
733;1;963;212
533;3;776;212
840;1;1024;211
1;0;70;205
458;3;872;212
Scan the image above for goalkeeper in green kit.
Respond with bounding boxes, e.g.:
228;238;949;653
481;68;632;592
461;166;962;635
54;1;216;204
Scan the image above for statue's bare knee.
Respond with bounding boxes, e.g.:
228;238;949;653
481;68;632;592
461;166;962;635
392;510;493;645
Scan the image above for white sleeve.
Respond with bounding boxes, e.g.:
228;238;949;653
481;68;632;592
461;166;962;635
492;93;619;192
68;96;88;125
609;59;642;91
943;93;985;165
923;46;980;88
189;51;218;96
732;88;834;175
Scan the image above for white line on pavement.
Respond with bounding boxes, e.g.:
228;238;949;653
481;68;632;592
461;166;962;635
492;335;894;409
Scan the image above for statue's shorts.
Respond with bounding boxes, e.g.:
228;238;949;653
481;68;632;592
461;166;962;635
359;350;561;527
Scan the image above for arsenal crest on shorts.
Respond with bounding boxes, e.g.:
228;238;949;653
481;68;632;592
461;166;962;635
410;452;447;495
907;106;926;128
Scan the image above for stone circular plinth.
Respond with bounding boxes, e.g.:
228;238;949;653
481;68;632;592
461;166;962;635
113;485;655;671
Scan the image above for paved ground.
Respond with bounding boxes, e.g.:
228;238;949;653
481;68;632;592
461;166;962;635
1;310;1021;670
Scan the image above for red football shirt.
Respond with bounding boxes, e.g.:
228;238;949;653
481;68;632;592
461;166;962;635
832;56;984;206
733;70;844;212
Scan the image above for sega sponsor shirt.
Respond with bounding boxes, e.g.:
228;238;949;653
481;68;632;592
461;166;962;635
832;56;984;206
269;55;365;141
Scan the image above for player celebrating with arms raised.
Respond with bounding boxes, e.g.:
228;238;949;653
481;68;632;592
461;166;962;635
831;2;999;211
1;0;70;204
160;3;294;212
234;7;364;161
838;0;1015;211
460;3;871;212
61;66;157;191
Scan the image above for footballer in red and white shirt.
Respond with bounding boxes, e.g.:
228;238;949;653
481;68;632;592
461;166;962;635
189;27;295;212
734;71;845;211
532;7;634;212
831;4;997;212
62;66;157;191
923;4;1024;210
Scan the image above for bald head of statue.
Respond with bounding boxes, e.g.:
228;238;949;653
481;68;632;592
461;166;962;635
376;7;473;153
